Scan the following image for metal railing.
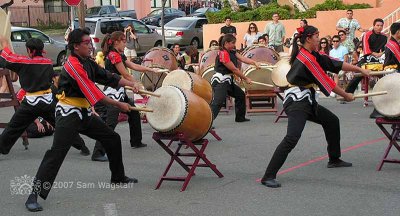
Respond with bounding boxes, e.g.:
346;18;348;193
381;7;400;34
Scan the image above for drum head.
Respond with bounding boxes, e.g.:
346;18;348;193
271;58;291;87
243;66;273;90
372;73;400;117
162;69;192;90
146;86;186;132
140;68;168;91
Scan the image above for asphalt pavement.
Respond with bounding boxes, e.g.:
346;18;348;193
0;95;399;216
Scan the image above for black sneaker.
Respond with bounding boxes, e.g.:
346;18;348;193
131;143;147;149
80;145;90;156
235;118;250;122
111;176;138;184
261;179;281;188
327;159;352;168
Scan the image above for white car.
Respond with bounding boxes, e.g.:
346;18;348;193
11;27;67;66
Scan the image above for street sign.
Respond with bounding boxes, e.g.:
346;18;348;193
64;0;82;6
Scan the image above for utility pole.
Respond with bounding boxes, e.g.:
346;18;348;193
77;0;85;28
161;0;167;47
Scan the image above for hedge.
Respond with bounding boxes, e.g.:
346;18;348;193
206;0;371;24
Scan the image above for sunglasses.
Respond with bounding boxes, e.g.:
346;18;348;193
332;40;340;42
250;27;256;29
339;34;345;36
320;42;327;44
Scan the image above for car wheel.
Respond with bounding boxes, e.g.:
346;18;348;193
57;51;66;66
190;38;200;49
154;41;162;47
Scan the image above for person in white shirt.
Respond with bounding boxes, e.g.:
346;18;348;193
329;35;349;95
336;9;366;42
243;23;262;48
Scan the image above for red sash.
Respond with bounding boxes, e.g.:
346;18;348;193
386;39;400;63
296;48;336;93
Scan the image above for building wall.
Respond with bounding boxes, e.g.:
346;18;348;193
203;0;400;49
278;0;379;10
3;0;44;6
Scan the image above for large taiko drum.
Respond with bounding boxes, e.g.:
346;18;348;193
146;86;213;141
198;46;219;83
162;69;213;104
140;47;178;91
372;73;400;117
271;58;291;88
241;45;280;90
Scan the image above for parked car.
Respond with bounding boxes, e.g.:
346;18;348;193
237;0;262;6
73;17;163;55
10;27;66;66
157;17;207;49
188;7;219;17
141;8;186;27
86;5;137;19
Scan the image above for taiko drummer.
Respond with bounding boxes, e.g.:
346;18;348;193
260;26;370;188
210;34;260;122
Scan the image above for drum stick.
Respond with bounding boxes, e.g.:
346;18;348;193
336;91;387;101
353;70;395;77
129;106;153;112
125;86;161;97
250;81;274;88
250;64;277;69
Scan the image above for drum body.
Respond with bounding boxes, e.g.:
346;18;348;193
146;86;213;141
271;58;291;88
140;47;178;91
241;45;280;90
372;73;400;117
199;47;219;83
162;69;213;104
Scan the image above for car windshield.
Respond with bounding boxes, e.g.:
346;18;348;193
86;7;101;16
74;21;96;34
195;8;208;13
165;19;193;28
149;10;162;16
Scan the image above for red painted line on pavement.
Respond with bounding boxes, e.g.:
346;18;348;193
256;137;386;182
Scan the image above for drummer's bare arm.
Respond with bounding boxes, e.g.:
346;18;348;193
223;61;251;83
115;62;135;82
100;96;130;113
332;85;355;102
117;77;141;93
342;62;370;76
235;53;257;66
125;60;157;73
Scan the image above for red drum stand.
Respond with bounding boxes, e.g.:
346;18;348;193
375;117;400;171
274;88;287;123
152;132;224;191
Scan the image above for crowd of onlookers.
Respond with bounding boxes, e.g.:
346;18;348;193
178;0;222;15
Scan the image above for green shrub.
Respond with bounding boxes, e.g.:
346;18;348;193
206;1;372;24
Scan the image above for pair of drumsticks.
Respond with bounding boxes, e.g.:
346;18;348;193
125;86;159;112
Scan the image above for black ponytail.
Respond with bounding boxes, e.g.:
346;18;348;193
289;25;319;65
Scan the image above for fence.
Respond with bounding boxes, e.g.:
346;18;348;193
8;5;70;28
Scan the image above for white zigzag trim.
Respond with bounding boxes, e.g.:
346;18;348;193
25;93;53;106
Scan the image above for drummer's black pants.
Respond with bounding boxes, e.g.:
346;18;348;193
92;96;142;158
32;112;126;200
262;105;341;180
345;76;363;93
0;100;85;154
210;81;246;120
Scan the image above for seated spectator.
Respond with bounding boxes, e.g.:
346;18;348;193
318;37;330;55
209;40;219;48
172;43;186;69
338;30;355;53
329;35;349;96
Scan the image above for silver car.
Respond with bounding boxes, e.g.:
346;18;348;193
157;17;208;49
76;17;163;55
11;27;67;66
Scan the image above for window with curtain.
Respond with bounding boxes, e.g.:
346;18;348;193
93;0;120;8
151;0;172;8
44;0;68;13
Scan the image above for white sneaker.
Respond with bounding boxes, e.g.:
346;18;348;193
329;92;336;98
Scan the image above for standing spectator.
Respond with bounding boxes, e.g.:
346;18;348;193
338;30;355;53
264;13;286;52
124;24;138;62
336;9;366;43
318;37;330;55
220;17;237;37
243;23;262;48
329;35;349;95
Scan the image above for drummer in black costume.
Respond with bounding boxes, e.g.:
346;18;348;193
91;31;158;161
383;22;400;70
0;37;88;155
210;34;260;122
260;26;370;188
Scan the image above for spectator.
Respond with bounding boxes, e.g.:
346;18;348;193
184;45;200;73
243;23;262;48
209;40;219;48
325;35;333;49
362;18;386;62
264;13;286;52
172;43;185;69
351;41;363;65
220;17;237;37
318;37;330;55
338;30;355;53
258;36;266;45
329;35;349;95
124;24;138;62
336;9;366;43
